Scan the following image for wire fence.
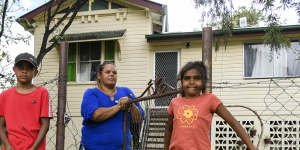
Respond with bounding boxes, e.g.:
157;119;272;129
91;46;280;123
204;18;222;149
212;78;300;150
1;71;300;150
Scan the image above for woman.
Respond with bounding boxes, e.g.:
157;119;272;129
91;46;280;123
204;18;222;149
81;62;144;150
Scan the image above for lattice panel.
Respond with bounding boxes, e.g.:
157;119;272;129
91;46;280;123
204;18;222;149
268;120;300;150
212;117;258;150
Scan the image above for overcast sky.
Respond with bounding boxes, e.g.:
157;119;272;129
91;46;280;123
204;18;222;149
8;0;300;58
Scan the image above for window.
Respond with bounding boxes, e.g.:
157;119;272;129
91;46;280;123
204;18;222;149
67;40;115;82
244;42;300;78
92;0;125;10
79;0;125;12
91;0;108;10
59;0;126;14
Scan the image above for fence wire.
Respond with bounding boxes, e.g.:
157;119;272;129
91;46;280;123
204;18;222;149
212;78;300;150
1;70;300;150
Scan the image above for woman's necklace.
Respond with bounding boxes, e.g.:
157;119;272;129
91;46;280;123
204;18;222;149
99;86;116;101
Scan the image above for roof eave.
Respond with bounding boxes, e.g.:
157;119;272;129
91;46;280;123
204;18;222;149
146;25;300;43
18;0;63;23
125;0;163;12
17;0;163;24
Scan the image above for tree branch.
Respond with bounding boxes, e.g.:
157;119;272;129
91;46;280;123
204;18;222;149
37;0;88;65
48;4;74;34
0;0;9;40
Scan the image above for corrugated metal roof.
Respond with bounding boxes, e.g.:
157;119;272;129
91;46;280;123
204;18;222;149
146;25;300;42
64;29;126;41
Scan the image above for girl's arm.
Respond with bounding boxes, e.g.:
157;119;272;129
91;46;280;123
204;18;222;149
28;117;50;150
216;104;256;150
164;115;173;150
0;117;13;150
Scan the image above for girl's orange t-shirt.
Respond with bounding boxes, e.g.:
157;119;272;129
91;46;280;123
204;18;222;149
168;93;222;150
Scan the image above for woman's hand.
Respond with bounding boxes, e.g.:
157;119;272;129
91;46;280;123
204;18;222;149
118;97;131;111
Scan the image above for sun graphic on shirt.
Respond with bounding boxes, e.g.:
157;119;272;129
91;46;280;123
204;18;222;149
177;105;198;125
183;109;193;118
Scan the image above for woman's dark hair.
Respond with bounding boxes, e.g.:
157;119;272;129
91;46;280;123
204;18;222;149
97;61;115;73
177;61;207;96
96;61;115;88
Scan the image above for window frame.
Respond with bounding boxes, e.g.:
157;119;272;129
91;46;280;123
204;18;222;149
243;41;300;79
85;0;125;11
67;40;116;83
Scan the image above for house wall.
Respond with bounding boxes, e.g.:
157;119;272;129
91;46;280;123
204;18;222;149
34;7;153;112
149;35;300;149
29;2;300;148
149;35;300;115
32;6;156;149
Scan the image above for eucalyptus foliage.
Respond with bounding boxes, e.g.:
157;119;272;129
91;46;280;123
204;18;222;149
193;0;300;51
232;6;263;28
0;0;30;89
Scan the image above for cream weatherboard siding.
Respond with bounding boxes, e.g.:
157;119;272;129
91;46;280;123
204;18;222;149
25;1;300;148
149;35;300;149
34;7;153;114
149;36;300;115
32;6;157;149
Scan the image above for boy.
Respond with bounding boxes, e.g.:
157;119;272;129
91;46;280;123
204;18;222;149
0;53;53;150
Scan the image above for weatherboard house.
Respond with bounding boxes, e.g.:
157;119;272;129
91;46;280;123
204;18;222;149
18;0;300;149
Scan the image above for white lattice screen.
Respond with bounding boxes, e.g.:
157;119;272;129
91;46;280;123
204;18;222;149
212;116;300;150
268;120;300;150
212;117;259;150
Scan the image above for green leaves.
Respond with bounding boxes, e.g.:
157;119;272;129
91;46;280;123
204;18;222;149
0;0;27;89
232;6;263;28
264;24;290;51
194;0;297;52
263;14;290;51
0;49;15;90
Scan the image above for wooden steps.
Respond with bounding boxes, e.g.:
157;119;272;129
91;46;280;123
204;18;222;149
142;108;168;150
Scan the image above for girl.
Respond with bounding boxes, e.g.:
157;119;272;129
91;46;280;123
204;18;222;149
164;61;256;150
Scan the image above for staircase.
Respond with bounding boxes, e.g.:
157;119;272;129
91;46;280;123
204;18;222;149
142;108;168;150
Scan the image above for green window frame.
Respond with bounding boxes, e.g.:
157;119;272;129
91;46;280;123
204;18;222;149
67;43;77;82
67;40;115;82
105;40;115;62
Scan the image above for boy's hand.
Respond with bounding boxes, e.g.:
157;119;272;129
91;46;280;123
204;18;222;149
5;144;14;150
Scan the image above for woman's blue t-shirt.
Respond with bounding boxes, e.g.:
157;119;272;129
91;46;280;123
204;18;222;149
81;87;144;150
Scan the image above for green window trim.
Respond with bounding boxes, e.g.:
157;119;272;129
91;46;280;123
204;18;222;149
67;43;77;81
67;40;116;82
105;40;115;62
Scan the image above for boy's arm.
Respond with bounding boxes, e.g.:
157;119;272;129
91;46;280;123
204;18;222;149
164;115;173;150
216;104;256;150
0;117;13;150
28;117;50;150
